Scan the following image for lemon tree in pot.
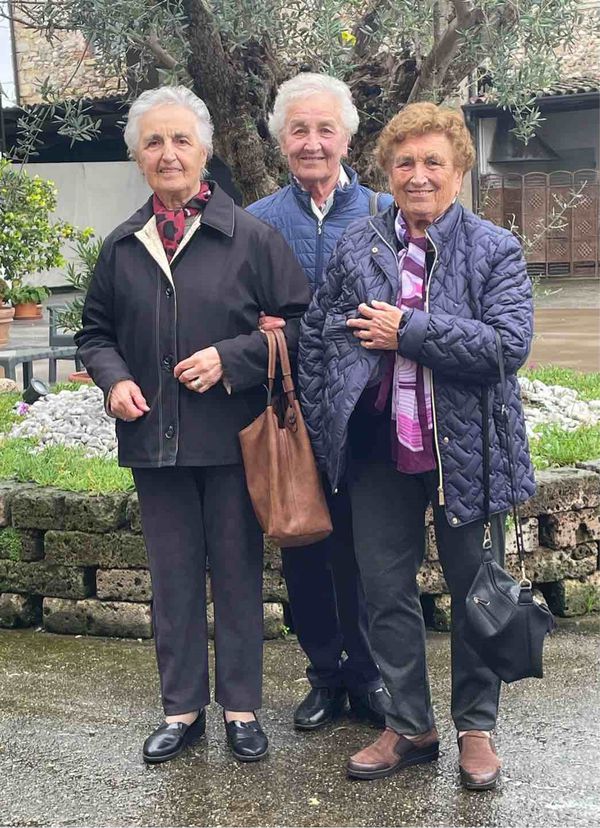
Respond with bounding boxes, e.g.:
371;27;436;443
0;158;77;319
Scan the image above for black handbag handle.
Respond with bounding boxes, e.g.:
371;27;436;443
482;331;530;586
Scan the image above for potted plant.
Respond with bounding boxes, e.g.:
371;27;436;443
0;158;77;314
0;277;15;346
7;282;51;320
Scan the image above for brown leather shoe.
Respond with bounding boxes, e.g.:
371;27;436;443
458;731;502;791
347;726;439;780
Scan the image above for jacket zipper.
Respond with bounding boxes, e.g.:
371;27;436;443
424;230;445;507
315;217;325;286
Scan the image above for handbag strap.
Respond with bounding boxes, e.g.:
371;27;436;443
264;330;277;406
482;331;530;585
273;328;297;406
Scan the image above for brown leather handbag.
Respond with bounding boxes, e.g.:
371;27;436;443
239;328;333;547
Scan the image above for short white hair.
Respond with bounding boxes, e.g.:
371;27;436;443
124;86;214;160
268;73;360;144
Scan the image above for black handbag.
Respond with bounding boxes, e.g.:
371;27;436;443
465;331;555;683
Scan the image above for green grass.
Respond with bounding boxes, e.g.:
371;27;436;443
530;423;600;470
0;438;133;493
0;527;23;561
520;366;600;401
0;392;21;432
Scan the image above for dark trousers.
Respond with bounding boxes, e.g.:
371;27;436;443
133;465;264;716
281;485;382;694
348;461;504;733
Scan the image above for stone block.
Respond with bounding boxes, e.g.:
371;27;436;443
0;593;42;628
418;562;448;594
0;559;94;599
43;597;152;638
506;544;598;583
425;524;438;561
63;492;128;533
96;569;152;602
126;494;142;533
432;594;451;632
0;528;44;562
576;459;600;475
11;488;66;530
542;573;600;617
263;537;282;570
539;508;600;549
0;481;24;527
505;517;538;555
44;531;148;568
520;468;600;517
263;602;286;639
262;568;288;603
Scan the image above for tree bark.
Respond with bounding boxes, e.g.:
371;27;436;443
183;0;285;204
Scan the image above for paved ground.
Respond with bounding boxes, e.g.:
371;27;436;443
1;277;599;388
0;617;599;828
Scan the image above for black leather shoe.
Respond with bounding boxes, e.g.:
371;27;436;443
293;686;348;731
224;714;269;762
348;686;391;729
142;709;206;764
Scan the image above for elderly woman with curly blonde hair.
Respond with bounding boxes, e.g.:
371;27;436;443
299;102;535;789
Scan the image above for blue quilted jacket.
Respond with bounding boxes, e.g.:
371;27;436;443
247;164;393;292
298;201;536;527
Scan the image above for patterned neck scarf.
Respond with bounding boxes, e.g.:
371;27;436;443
152;181;212;261
388;210;436;473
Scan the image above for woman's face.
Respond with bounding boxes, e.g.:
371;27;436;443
388;132;463;232
136;104;207;207
280;93;349;191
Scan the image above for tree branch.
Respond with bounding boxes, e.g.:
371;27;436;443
407;0;482;102
129;33;179;71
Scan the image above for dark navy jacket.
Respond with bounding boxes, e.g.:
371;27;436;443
298;201;536;527
247;164;393;292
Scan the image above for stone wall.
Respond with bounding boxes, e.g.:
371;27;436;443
0;465;599;639
13;23;120;105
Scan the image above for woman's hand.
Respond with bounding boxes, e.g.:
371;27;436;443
109;380;150;421
174;346;223;393
346;300;403;350
259;311;286;331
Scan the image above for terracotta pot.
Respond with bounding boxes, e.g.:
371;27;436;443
13;302;43;320
0;304;15;346
67;370;94;384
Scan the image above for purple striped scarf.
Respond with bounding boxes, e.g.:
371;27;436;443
389;211;435;472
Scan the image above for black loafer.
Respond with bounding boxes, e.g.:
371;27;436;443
348;686;391;729
142;710;206;764
293;686;348;731
224;714;269;762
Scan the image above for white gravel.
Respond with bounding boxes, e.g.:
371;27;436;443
5;378;600;458
8;386;117;458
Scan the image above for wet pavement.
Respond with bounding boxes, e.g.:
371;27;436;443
0;618;599;827
529;279;599;372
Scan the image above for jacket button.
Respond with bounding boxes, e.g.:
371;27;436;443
165;425;174;439
162;355;174;370
165;287;173;298
451;517;459;525
371;246;379;254
443;436;449;444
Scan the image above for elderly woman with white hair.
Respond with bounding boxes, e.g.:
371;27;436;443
76;86;310;764
248;72;393;732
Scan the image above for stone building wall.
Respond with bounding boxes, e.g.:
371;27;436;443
12;22;120;105
0;464;599;639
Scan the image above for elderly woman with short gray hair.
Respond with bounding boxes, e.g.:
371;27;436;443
76;85;310;764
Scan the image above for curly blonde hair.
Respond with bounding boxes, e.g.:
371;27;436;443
375;102;475;173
